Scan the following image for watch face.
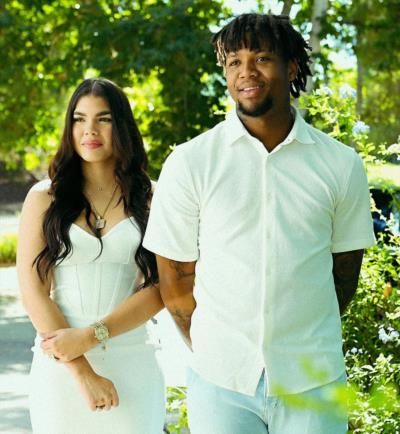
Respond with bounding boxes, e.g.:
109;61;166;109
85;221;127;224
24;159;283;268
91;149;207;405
95;325;109;341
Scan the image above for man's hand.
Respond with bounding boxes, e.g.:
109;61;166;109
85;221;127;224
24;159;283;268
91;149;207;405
332;249;364;315
156;256;196;348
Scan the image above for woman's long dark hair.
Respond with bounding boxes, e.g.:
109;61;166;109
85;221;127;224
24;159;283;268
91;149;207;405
34;78;158;289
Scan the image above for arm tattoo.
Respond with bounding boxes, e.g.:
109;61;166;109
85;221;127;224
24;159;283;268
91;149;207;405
164;260;196;348
171;308;192;347
169;260;195;280
332;249;364;315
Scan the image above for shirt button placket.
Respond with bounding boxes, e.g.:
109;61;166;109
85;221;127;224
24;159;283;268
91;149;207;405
262;154;273;390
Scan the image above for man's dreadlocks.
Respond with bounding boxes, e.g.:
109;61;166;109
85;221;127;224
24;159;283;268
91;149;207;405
211;13;312;98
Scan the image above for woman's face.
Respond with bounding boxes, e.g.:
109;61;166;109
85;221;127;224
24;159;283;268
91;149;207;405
72;94;114;164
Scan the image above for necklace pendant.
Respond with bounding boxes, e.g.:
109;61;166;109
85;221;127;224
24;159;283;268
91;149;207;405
95;218;106;230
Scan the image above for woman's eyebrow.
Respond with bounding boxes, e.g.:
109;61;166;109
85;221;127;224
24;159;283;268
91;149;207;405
73;110;112;116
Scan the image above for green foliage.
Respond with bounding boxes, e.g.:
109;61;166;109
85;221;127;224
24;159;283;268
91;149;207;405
0;0;228;177
320;0;400;147
344;240;400;433
0;234;17;265
2;1;399;175
302;86;400;434
166;386;188;433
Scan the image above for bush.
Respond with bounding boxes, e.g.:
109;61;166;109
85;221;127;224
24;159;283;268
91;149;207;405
166;386;188;433
302;86;400;433
0;234;17;265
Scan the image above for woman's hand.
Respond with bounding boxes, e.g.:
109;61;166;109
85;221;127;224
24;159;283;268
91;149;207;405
40;327;96;362
72;366;119;411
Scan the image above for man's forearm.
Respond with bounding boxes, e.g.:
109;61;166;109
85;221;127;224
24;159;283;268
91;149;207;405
332;249;364;315
157;256;196;349
168;296;196;349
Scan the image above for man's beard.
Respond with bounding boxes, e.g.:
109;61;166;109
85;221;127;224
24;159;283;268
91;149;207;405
237;95;273;117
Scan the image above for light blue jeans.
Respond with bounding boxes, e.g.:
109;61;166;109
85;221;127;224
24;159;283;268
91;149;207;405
186;368;348;434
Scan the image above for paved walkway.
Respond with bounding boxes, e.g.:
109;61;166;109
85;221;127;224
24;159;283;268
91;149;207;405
0;266;34;434
0;208;191;433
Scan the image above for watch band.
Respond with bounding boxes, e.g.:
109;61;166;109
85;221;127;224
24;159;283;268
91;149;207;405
90;320;109;350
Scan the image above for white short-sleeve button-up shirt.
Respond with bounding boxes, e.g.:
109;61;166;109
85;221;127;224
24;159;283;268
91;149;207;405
143;108;376;396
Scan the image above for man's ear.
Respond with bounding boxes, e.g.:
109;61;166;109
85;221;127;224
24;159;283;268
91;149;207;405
287;60;298;81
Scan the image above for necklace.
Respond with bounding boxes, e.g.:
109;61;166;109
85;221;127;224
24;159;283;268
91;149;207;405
87;184;118;230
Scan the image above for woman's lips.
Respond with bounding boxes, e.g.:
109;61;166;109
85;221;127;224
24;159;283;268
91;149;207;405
82;140;102;149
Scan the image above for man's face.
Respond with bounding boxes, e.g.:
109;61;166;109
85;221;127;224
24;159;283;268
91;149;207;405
224;46;297;117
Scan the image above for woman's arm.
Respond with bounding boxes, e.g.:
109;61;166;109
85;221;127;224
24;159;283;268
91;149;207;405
17;184;70;332
17;184;119;411
41;281;164;361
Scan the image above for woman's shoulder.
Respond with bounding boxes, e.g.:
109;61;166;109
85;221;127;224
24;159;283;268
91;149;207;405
23;179;52;214
30;178;52;193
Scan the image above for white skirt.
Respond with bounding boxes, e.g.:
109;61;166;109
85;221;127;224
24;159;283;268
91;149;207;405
29;341;165;434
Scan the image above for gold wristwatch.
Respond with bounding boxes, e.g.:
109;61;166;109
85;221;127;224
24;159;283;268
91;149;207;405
90;320;109;350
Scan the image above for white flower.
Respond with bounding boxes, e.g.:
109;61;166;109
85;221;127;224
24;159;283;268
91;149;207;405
378;326;400;344
352;120;370;135
378;326;390;343
387;143;400;154
390;330;400;340
339;84;357;99
316;86;333;96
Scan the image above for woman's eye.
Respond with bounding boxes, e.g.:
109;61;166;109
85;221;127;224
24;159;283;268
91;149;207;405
73;117;84;123
99;117;112;123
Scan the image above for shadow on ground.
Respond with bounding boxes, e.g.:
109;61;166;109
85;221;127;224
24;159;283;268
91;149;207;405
0;395;32;434
0;296;34;434
0;315;34;375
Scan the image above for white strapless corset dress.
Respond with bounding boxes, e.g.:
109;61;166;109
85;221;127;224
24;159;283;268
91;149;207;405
29;218;165;434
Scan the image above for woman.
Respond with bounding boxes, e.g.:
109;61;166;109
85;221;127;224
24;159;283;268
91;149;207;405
17;78;165;433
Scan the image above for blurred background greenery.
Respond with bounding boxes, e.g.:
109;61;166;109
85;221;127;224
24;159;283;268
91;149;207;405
1;0;400;179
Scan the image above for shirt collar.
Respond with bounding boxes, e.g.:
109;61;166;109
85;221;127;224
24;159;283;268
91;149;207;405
224;106;315;147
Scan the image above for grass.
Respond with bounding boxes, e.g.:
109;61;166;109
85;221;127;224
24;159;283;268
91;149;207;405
367;163;400;189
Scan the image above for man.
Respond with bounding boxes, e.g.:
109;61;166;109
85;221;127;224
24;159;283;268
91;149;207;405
143;13;375;434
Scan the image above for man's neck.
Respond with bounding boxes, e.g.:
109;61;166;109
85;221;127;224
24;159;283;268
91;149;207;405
238;106;294;152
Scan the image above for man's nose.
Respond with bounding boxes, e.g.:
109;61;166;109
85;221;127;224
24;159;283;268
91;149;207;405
239;60;258;78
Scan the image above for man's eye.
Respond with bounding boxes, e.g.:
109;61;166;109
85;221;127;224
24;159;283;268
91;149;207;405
257;56;271;62
228;60;239;67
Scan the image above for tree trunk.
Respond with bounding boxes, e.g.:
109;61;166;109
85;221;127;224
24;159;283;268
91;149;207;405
307;0;329;92
282;0;294;16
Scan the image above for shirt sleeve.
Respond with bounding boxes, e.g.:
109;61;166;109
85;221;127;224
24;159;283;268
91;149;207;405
143;147;200;261
331;152;376;253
